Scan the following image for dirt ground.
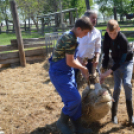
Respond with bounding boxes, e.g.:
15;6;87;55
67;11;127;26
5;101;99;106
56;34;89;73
0;60;134;134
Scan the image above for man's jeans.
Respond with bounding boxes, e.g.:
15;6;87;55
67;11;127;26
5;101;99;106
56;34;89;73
113;60;133;102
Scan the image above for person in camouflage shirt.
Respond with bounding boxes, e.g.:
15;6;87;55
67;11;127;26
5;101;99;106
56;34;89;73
52;31;78;62
49;17;93;134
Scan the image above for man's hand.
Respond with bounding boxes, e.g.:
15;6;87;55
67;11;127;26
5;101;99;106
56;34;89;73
80;67;89;80
100;69;113;84
100;73;106;84
82;57;88;66
101;68;107;73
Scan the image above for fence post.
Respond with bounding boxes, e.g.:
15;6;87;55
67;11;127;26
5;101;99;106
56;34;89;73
10;0;26;67
113;7;117;20
42;18;44;36
85;0;90;10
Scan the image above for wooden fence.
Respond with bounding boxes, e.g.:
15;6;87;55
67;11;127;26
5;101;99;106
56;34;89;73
0;31;133;68
0;0;133;67
0;32;63;66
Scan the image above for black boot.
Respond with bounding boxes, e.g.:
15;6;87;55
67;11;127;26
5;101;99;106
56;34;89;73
126;100;134;125
71;117;93;134
56;112;73;134
112;101;118;124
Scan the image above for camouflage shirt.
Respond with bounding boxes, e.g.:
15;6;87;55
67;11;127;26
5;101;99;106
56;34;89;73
52;31;77;62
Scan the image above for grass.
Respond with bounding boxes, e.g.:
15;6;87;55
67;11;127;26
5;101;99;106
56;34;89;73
0;25;134;46
96;26;134;42
126;37;134;42
96;26;134;31
0;32;45;46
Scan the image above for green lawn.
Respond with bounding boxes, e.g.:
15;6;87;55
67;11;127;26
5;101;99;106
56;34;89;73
96;26;134;31
126;37;134;42
0;33;44;46
0;25;134;46
96;26;134;42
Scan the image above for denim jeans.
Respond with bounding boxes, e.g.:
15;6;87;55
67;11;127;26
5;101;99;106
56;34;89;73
113;60;133;102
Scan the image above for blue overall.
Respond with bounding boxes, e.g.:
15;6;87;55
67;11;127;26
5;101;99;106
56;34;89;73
49;55;82;121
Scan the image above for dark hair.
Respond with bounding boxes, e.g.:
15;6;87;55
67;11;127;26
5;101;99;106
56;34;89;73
84;10;97;17
74;16;93;31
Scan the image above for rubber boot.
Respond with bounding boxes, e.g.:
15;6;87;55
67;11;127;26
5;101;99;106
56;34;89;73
112;101;118;124
126;100;134;125
71;117;93;134
56;112;73;134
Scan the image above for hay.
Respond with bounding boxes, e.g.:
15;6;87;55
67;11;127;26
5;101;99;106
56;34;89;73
0;58;134;134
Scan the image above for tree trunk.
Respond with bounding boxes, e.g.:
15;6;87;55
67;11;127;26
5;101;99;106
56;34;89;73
31;13;39;31
53;0;58;27
113;7;117;20
24;20;26;31
5;19;8;33
70;12;75;25
85;0;90;10
120;14;123;21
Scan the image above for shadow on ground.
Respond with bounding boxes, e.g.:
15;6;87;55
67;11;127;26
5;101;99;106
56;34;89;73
30;119;134;134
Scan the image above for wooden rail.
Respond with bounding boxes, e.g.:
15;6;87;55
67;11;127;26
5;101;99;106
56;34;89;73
0;34;60;65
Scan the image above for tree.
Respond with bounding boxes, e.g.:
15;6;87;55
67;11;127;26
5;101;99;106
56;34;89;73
0;0;94;31
63;0;93;17
96;0;132;21
15;0;46;30
42;0;93;26
0;0;13;30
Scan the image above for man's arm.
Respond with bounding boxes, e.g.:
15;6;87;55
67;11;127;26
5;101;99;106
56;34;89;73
90;31;101;68
100;33;111;84
66;54;89;79
76;56;83;64
94;52;100;66
100;69;113;84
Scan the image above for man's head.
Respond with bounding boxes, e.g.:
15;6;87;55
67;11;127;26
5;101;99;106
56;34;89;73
106;19;120;40
84;10;97;26
74;16;93;38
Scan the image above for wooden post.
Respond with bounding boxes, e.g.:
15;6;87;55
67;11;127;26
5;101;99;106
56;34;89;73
59;0;63;26
28;7;31;34
70;12;75;25
0;24;1;34
85;0;90;10
42;18;44;36
69;12;71;25
0;23;2;34
10;0;26;66
113;7;117;20
13;23;15;33
76;8;78;19
59;0;65;31
28;17;31;34
6;19;8;33
25;20;26;31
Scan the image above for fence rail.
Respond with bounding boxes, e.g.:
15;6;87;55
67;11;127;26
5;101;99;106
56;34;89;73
0;32;63;66
0;31;134;67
